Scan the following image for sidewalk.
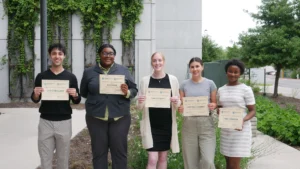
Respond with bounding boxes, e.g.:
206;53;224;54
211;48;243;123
0;108;86;169
249;132;300;169
260;85;300;99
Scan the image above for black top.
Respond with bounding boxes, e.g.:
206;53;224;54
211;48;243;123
31;69;81;121
148;74;172;131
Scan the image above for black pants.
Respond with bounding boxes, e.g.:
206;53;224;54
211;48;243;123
86;114;131;169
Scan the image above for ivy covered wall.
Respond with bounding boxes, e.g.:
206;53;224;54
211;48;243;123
1;0;143;100
0;0;203;103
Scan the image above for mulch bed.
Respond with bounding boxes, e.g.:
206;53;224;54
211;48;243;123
265;94;300;114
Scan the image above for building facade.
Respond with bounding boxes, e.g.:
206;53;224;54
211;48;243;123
0;0;202;103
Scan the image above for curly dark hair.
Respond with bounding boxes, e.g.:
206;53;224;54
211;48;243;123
97;44;116;55
225;59;245;75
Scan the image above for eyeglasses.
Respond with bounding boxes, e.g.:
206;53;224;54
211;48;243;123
101;52;115;57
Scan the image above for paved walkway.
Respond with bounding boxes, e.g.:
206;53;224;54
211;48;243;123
0;108;86;169
261;85;300;99
249;132;300;169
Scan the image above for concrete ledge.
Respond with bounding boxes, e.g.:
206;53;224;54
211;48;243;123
251;117;257;137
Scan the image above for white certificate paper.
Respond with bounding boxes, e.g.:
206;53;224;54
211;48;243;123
183;96;209;116
42;80;69;100
99;74;125;95
218;107;244;129
145;88;171;108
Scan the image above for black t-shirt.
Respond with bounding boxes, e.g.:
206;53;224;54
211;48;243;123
31;69;81;121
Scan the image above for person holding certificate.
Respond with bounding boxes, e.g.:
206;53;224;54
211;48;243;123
178;57;217;169
137;52;181;169
217;59;256;169
31;43;81;169
80;44;138;169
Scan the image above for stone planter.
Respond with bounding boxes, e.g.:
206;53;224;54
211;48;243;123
251;117;257;137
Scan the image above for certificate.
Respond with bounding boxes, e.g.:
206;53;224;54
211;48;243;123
183;96;209;116
42;80;69;100
145;88;171;108
99;74;125;95
218;107;244;129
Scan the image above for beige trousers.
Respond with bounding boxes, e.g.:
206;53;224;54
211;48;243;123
181;116;216;169
38;118;72;169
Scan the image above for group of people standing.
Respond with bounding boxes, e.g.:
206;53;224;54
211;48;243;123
32;43;255;169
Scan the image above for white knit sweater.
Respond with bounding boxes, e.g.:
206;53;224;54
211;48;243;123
137;74;181;153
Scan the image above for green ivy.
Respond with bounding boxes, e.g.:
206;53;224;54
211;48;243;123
3;0;143;98
47;0;79;70
4;0;39;98
0;55;8;69
119;0;143;45
78;0;119;63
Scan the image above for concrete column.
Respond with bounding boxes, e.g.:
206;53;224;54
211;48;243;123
135;0;156;84
71;15;85;86
0;0;10;103
156;0;202;83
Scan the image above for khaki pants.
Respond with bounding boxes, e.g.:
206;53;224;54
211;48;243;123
38;118;72;169
181;116;216;169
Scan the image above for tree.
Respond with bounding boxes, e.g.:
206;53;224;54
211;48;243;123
225;43;242;59
202;35;225;62
238;0;300;97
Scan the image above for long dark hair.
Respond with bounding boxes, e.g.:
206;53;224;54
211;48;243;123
188;57;203;67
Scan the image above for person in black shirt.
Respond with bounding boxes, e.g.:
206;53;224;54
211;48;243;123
137;52;181;169
31;43;81;169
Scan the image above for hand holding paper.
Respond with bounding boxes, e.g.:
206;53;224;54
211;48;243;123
170;96;179;105
120;83;129;96
66;88;77;98
34;87;44;96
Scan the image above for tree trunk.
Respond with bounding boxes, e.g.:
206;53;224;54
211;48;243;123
273;65;281;97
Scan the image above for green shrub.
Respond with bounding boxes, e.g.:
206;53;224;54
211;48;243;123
256;96;300;145
290;69;300;79
240;79;261;94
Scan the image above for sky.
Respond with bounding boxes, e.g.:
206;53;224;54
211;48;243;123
202;0;262;48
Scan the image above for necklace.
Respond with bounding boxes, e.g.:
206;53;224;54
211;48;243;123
152;72;166;79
